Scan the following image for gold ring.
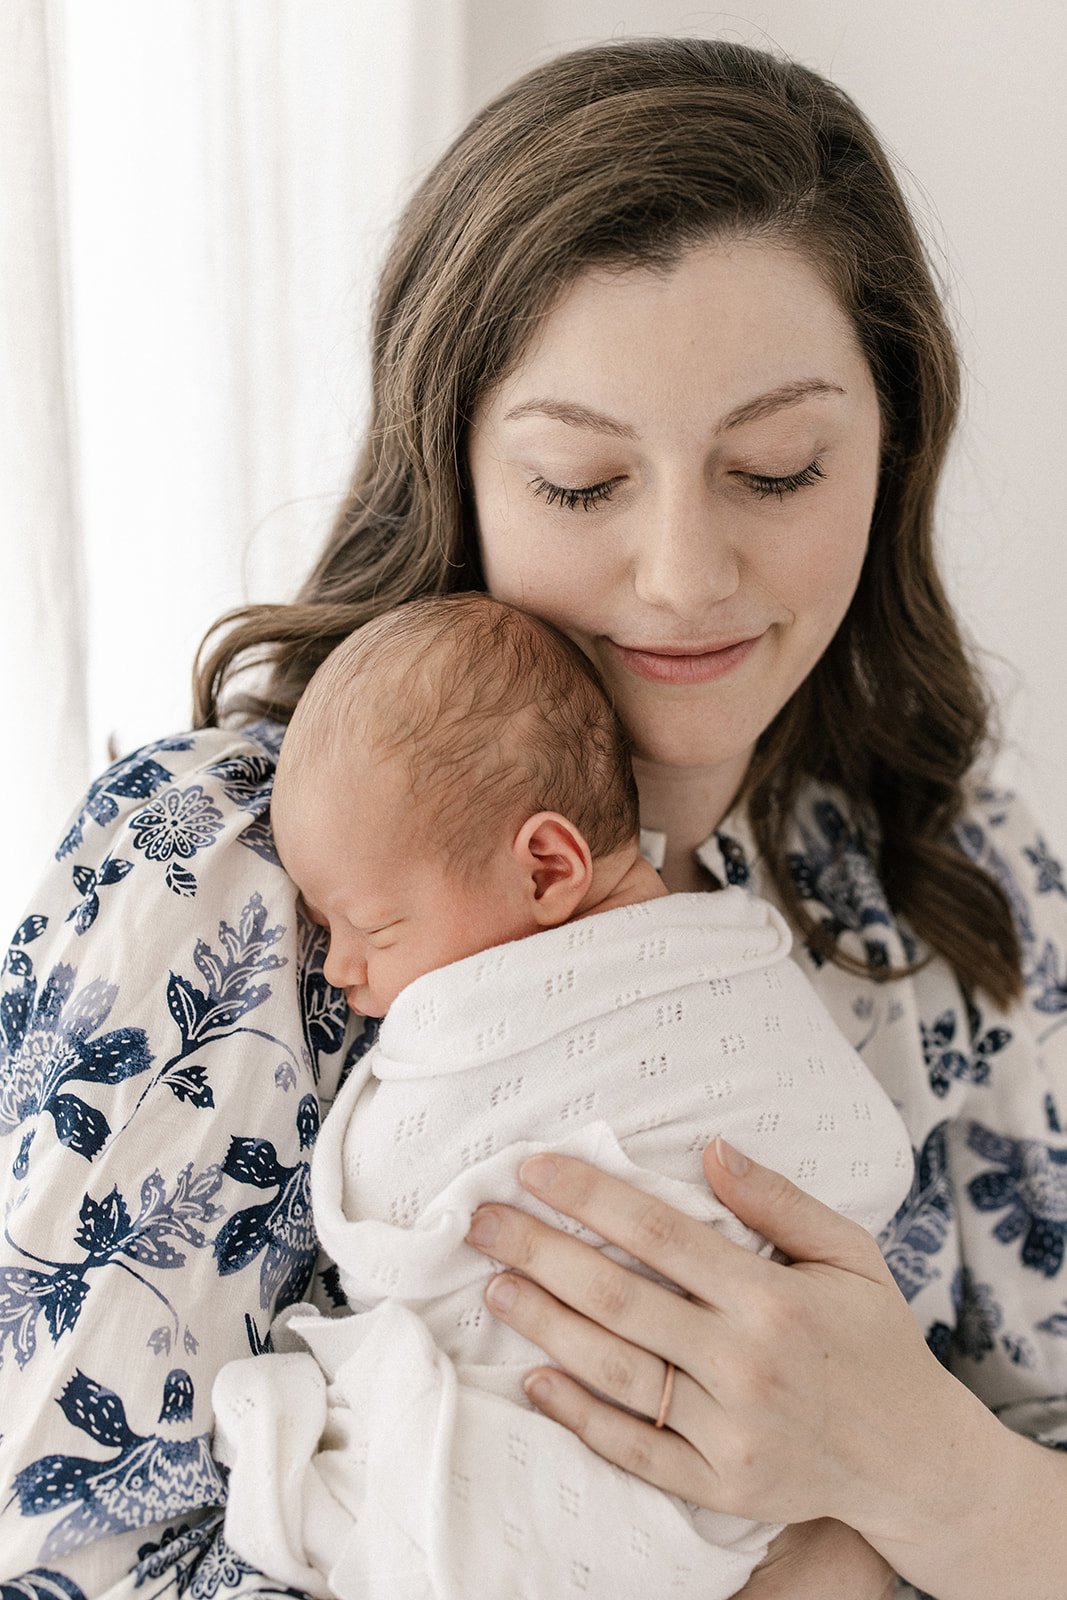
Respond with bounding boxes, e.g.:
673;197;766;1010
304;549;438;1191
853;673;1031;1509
654;1360;675;1429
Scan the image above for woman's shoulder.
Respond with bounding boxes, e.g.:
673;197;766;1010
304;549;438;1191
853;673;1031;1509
51;720;282;878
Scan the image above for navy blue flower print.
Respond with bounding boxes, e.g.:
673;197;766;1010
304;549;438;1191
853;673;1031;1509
10;1368;223;1559
64;857;134;936
54;739;194;861
879;1122;952;1302
0;1163;223;1370
787;799;896;968
952;1267;1003;1361
130;786;225;898
0;1571;87;1600
0;963;153;1175
967;1122;1067;1276
213;1094;320;1314
920;1002;1010;1097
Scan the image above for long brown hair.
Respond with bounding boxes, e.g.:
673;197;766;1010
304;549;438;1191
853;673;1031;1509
195;37;1021;1005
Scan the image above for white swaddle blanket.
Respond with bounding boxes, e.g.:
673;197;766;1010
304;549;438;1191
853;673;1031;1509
215;889;914;1598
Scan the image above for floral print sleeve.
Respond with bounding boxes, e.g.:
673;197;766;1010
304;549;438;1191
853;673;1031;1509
0;727;356;1595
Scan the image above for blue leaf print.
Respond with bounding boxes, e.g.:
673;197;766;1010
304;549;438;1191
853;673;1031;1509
879;1122;952;1301
55;741;191;859
204;753;274;812
73;1189;132;1255
114;894;292;1119
214;1097;319;1312
0;1570;87;1600
1024;836;1066;897
65;857;134;935
967;1122;1067;1276
166;863;199;898
0;1266;89;1366
236;810;281;867
0;964;153;1173
11;1368;224;1559
1030;939;1067;1018
1;1164;223;1367
298;919;347;1080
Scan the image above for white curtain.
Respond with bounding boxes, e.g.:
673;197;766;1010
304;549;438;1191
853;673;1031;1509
1;0;467;937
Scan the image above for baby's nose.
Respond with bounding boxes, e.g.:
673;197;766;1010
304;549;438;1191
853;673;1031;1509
323;935;366;992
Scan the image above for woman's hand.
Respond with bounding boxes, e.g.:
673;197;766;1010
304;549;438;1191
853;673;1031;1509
464;1138;989;1545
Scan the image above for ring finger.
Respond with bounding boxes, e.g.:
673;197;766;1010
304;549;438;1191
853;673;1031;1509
485;1268;716;1437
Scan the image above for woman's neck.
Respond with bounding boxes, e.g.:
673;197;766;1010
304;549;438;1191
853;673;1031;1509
631;752;750;894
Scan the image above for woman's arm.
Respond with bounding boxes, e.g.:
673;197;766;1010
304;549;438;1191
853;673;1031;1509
0;729;351;1592
466;1140;1067;1600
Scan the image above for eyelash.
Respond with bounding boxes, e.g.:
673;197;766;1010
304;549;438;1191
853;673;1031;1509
747;459;826;499
530;475;618;511
530;459;826;511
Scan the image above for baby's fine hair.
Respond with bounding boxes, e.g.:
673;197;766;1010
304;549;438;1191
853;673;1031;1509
279;593;640;874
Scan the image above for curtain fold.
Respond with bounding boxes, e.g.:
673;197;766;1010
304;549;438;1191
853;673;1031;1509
0;0;89;935
2;0;468;939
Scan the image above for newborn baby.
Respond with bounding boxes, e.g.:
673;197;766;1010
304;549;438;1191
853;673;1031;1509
214;593;914;1600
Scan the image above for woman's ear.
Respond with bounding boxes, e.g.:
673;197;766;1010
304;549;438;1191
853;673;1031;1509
511;812;593;927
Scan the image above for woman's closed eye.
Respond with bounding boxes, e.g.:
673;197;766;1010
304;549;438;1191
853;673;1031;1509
741;458;826;500
530;457;826;513
530;474;620;511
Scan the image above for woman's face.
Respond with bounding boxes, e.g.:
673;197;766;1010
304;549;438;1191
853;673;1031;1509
468;240;883;797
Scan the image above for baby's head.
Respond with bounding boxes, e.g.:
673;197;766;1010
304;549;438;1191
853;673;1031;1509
271;593;644;1015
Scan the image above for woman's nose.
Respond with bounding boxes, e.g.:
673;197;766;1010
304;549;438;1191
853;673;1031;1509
323;932;366;991
632;494;741;613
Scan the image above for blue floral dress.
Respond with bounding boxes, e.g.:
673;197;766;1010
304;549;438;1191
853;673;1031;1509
1;728;1065;1598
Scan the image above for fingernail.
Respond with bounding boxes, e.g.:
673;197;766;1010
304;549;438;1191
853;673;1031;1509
519;1155;560;1195
467;1208;500;1248
524;1373;555;1407
715;1135;749;1178
487;1275;518;1311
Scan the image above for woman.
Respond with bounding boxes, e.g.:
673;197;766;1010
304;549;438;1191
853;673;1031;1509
1;36;1064;1599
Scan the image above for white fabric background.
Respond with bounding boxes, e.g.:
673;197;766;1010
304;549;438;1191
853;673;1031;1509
3;0;1065;939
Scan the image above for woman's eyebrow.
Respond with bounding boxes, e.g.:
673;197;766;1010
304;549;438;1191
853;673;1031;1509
502;379;846;439
503;397;637;437
721;379;846;430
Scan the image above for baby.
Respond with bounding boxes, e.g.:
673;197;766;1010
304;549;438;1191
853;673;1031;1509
214;593;914;1600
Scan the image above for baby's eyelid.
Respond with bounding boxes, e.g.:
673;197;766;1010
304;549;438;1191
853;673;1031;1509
296;894;328;927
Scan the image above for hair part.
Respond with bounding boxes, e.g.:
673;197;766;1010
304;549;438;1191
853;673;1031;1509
196;36;1021;1006
276;593;639;877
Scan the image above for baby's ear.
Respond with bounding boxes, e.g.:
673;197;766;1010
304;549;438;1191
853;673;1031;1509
511;812;593;927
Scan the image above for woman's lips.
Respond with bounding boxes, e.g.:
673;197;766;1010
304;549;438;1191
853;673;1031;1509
604;633;764;684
